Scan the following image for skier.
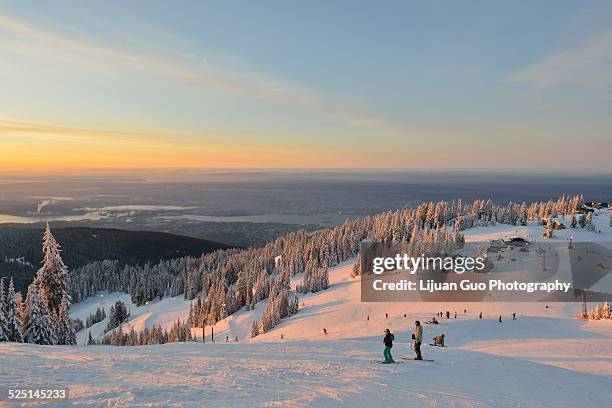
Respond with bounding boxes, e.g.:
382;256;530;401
499;315;502;323
323;328;328;335
512;313;516;320
433;334;445;347
446;311;450;319
454;312;457;319
479;312;482;319
383;329;395;363
385;313;388;319
412;321;423;360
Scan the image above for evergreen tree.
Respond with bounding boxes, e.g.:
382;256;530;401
87;331;96;345
0;278;8;342
585;212;596;232
543;219;554;239
4;278;23;342
578;213;587;228
35;223;69;315
24;284;56;345
57;294;76;345
250;320;260;338
570;214;577;229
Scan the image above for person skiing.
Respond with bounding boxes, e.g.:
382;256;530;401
512;313;516;320
479;312;482;319
412;321;423;360
499;315;502;323
383;329;395;363
433;334;445;347
446;311;450;319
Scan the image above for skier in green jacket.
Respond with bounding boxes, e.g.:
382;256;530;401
383;329;395;363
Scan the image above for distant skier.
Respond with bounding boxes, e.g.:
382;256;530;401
383;329;395;363
235;336;239;342
323;328;328;335
454;312;457;319
367;315;370;321
432;334;445;347
385;313;388;319
412;321;423;360
479;312;483;319
512;313;516;320
446;311;450;319
499;315;502;323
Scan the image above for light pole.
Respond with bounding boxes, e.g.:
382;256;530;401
145;300;149;312
568;235;573;249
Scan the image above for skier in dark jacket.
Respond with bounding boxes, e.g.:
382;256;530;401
383;329;395;363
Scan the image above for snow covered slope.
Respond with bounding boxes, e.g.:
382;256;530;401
2;214;611;406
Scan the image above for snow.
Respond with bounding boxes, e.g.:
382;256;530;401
2;213;611;406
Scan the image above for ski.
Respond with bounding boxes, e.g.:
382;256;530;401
401;357;434;361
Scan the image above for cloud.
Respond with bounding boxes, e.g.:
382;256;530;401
0;14;390;130
510;31;612;88
0;120;178;149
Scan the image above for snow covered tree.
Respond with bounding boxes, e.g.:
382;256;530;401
107;300;129;332
585;212;596;232
4;278;23;342
35;223;69;315
250;320;260;338
56;294;76;345
0;278;8;342
24;284;56;345
602;300;611;319
87;331;96;345
578;213;587;228
543;219;554;239
570;214;577;229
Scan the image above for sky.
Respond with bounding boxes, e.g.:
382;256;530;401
1;0;611;172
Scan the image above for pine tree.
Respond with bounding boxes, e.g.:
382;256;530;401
24;284;56;345
87;331;95;345
585;212;596;232
35;223;69;315
543;219;554;239
250;320;260;338
57;294;76;345
570;214;577;229
0;278;8;342
4;278;23;342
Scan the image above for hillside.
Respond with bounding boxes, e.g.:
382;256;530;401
0;227;232;293
1;208;610;406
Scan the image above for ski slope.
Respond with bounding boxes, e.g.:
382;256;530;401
2;214;611;406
